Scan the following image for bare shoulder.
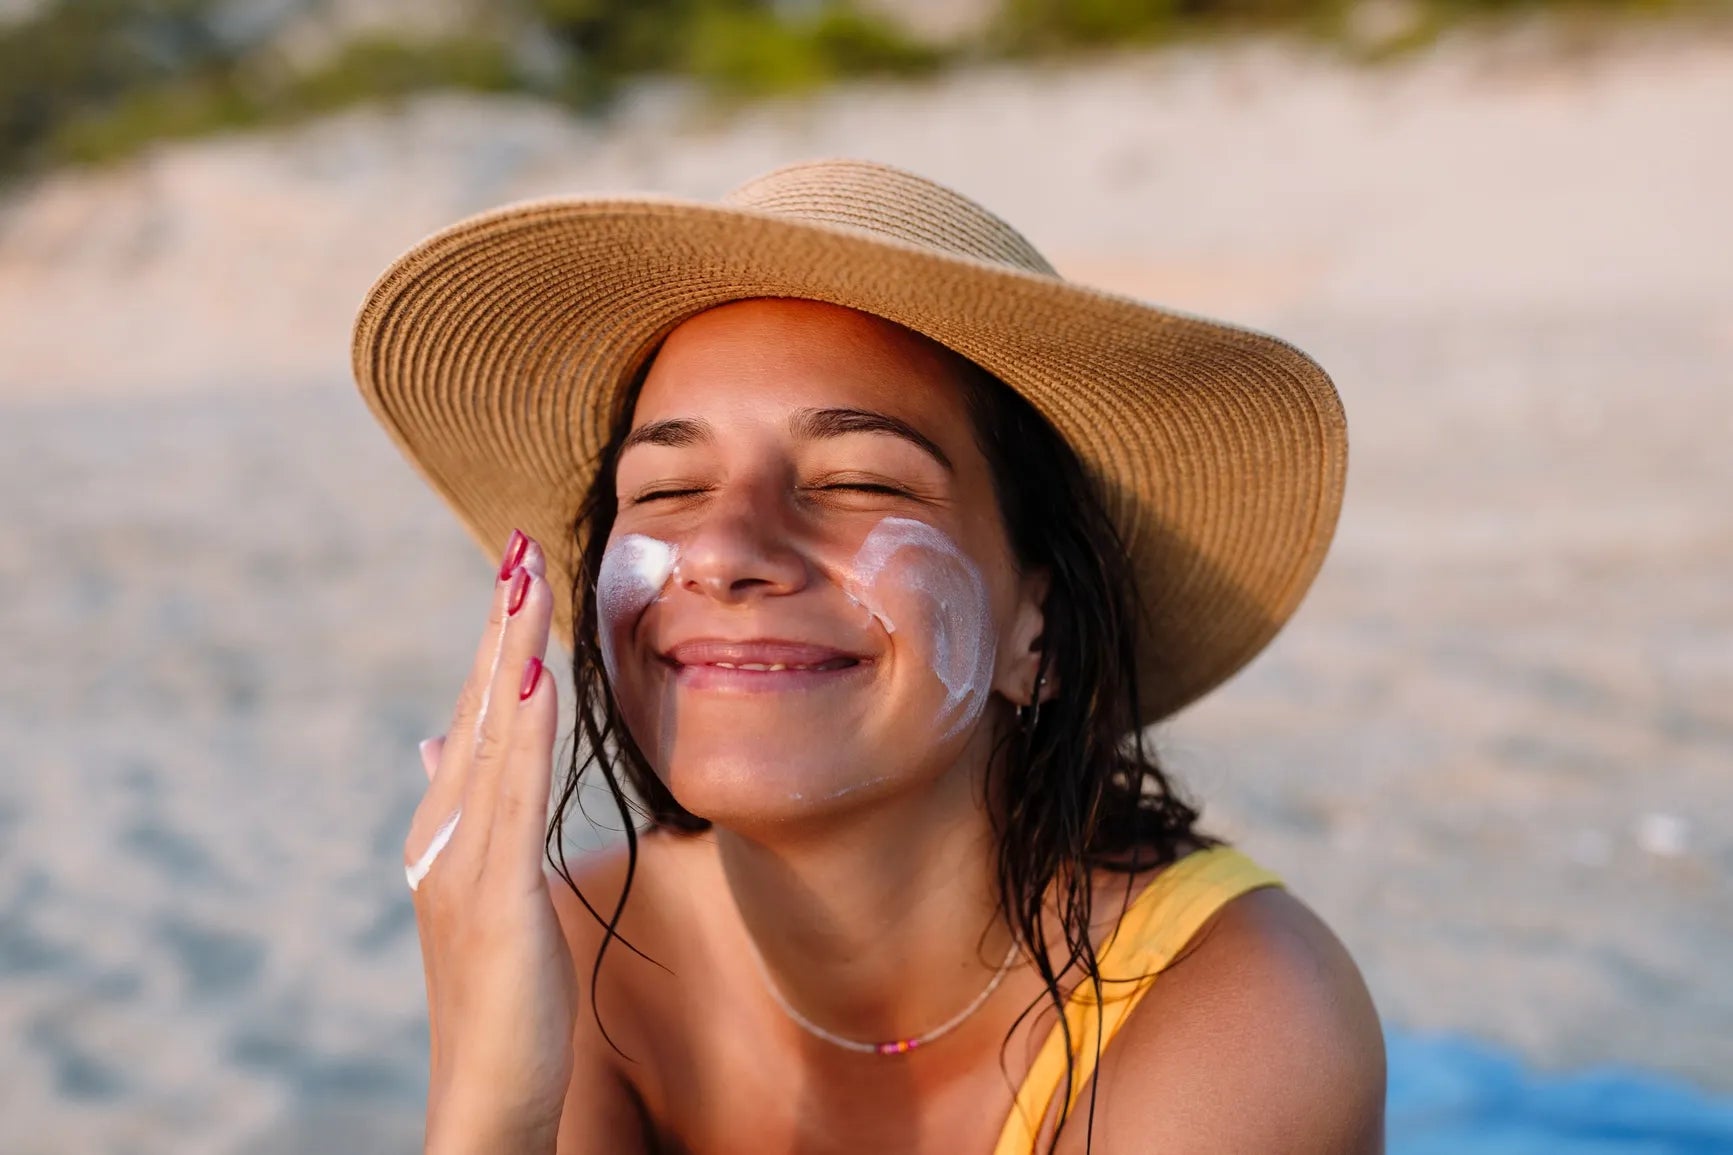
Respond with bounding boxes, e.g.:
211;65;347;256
546;837;642;961
547;831;713;1155
1084;884;1387;1155
547;828;712;957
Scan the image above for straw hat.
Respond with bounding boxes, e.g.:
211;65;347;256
353;159;1346;722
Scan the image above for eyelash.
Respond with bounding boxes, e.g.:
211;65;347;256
630;481;913;505
814;481;912;498
631;487;707;505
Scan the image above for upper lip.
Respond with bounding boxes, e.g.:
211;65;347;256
660;638;869;669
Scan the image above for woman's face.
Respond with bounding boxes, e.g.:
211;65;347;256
602;299;1046;827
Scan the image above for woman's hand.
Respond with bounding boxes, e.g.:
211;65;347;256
405;530;575;1154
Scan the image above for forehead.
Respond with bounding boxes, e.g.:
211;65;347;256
632;299;975;428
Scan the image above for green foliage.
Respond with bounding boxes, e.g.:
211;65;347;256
286;35;517;114
683;3;943;99
49;75;257;164
994;0;1183;49
0;0;942;174
0;0;524;174
0;0;1718;178
685;7;835;95
991;0;1687;53
993;0;1361;50
40;34;519;166
529;0;942;104
0;0;235;175
527;0;699;102
804;5;946;81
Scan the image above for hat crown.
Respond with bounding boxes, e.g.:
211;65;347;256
723;159;1057;277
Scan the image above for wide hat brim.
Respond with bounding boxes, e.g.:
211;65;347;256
353;168;1346;723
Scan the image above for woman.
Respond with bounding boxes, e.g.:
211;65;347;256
356;160;1384;1154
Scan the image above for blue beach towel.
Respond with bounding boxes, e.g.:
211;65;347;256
1388;1032;1733;1154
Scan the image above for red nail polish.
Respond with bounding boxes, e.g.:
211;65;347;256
519;656;544;701
498;529;528;582
506;567;530;616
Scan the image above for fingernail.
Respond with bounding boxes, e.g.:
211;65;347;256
519;656;544;701
506;567;530;616
498;529;528;582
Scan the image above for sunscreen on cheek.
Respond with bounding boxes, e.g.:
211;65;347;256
845;517;996;737
597;534;679;682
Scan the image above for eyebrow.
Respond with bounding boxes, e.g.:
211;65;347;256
619;407;954;472
788;407;954;472
619;417;711;455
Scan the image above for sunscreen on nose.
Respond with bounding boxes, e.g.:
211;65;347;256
843;517;995;738
597;534;679;682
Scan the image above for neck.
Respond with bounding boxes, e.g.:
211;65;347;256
715;736;1020;1057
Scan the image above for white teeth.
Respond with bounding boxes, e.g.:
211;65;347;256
713;661;738;669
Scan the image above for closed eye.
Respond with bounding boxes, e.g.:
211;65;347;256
816;482;913;497
631;486;711;504
630;479;922;504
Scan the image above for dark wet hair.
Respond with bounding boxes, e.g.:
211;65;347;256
548;330;1207;1154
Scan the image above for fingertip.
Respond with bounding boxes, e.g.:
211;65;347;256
507;564;560;624
418;735;446;780
522;537;548;579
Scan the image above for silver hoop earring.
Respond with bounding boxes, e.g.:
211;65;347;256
1017;667;1047;735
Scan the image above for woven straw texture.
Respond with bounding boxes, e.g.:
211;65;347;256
351;159;1347;722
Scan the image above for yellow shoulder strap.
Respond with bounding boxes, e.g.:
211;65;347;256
992;846;1284;1155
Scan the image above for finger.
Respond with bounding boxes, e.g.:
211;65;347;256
520;535;548;580
449;538;528;760
418;735;446;782
461;536;549;760
460;545;554;857
402;529;527;873
405;807;461;891
492;654;559;883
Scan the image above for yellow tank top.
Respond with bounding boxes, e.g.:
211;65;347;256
992;846;1284;1155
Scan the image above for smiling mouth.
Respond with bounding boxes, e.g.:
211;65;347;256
665;657;869;693
658;641;870;689
700;658;859;673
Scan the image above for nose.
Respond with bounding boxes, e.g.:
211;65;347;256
675;486;809;604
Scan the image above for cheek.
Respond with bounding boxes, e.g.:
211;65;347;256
842;518;998;736
596;534;679;683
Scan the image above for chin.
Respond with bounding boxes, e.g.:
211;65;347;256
618;680;984;828
655;740;880;825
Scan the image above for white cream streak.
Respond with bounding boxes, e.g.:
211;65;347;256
597;534;680;683
844;517;996;737
412;568;522;892
413;572;515;892
472;613;508;753
405;808;460;891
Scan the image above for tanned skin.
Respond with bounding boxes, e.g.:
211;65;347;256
406;300;1386;1155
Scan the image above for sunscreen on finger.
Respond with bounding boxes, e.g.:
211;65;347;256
406;807;461;891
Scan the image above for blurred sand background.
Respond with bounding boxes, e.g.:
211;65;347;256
2;18;1732;1155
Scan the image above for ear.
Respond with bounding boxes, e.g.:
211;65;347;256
993;567;1058;707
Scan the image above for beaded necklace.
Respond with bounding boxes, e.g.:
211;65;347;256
746;936;1022;1055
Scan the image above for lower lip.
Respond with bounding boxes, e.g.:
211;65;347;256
669;661;870;693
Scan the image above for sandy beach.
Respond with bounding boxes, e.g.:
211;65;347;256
2;22;1730;1153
